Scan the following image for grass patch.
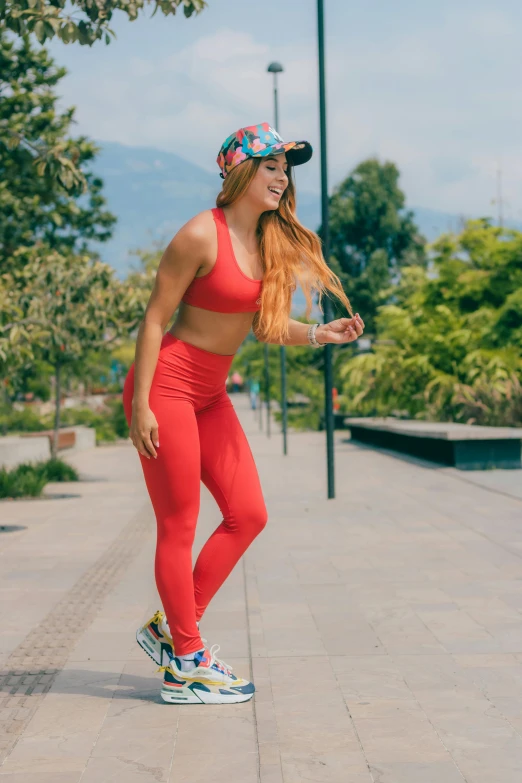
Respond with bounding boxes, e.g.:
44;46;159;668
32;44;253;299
0;457;79;500
39;457;79;482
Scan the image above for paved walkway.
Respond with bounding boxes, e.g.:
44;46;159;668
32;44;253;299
1;394;522;782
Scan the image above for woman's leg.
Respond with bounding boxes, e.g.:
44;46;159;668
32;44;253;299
193;396;268;621
123;367;203;656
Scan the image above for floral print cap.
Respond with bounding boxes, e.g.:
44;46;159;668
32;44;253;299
217;121;313;179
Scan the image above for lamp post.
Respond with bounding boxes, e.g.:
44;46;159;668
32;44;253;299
267;61;288;455
317;0;336;498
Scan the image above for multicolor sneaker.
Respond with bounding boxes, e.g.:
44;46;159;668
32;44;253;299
136;610;201;667
160;644;255;705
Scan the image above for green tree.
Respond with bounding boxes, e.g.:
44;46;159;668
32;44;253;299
0;32;116;265
325;158;425;332
0;254;44;385
2;0;206;46
339;220;522;426
1;244;144;456
125;243;164;297
1;1;206;190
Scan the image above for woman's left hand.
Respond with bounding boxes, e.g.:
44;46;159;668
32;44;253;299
316;313;365;345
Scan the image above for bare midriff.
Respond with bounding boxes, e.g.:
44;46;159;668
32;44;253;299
168;302;257;356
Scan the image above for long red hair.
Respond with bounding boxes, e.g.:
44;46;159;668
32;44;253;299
216;158;353;344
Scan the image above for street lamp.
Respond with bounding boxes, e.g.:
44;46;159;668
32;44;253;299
317;0;336;498
267;61;289;455
267;62;283;126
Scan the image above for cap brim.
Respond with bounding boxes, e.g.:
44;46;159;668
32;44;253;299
252;140;313;167
281;141;313;167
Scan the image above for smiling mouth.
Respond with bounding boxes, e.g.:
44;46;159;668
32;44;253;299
268;187;282;197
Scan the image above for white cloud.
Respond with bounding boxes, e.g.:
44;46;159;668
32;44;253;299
52;9;522;217
456;8;514;37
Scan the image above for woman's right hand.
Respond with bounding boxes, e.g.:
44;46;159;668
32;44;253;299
130;404;160;460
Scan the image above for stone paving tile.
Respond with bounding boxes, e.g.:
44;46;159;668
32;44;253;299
0;773;81;782
2;732;99;769
20;692;111;738
167;753;259;783
368;607;445;656
347;698;450;763
267;657;363;756
329;655;413;701
67;631;138;663
369;761;465;782
393;653;480;693
460;599;522;630
260;760;284;782
415;607;496;649
260;626;328;657
82;746;173;782
175;714;257;755
413;690;521;750
280;751;372;782
450;746;522;783
92;724;177;760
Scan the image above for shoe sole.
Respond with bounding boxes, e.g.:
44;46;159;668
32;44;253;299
136;627;173;667
161;686;254;704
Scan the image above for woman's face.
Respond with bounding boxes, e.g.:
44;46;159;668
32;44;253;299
248;153;289;211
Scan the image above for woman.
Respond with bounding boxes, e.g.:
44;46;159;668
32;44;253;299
249;377;261;410
122;122;364;706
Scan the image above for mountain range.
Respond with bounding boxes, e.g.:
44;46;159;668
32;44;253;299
89;141;507;316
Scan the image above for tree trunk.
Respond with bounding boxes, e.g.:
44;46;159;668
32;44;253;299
52;361;61;459
1;381;9;437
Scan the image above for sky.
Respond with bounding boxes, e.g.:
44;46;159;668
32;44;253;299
48;0;522;221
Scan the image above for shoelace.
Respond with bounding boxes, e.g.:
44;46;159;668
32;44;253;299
203;639;233;675
155;625;234;676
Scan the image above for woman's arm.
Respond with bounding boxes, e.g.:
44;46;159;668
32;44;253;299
278;318;326;346
261;316;364;347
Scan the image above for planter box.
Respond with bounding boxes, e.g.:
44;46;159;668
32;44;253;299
344;417;522;470
0;436;50;470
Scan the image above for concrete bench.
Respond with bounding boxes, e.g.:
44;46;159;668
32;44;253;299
1;426;96;469
20;430;76;450
344;417;522;470
0;436;51;471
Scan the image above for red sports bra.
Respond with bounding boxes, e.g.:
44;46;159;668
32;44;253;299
181;207;263;313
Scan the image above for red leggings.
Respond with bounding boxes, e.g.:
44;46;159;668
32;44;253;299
122;333;268;655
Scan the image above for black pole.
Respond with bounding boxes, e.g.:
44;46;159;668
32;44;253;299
317;0;335;499
272;69;288;456
280;342;288;455
264;341;271;437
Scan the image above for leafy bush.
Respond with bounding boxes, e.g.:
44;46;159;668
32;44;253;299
93;420;119;443
56;397;127;443
0;406;47;433
105;397;129;438
0;457;78;499
338;221;522;426
424;368;522;426
40;457;79;482
59;407;98;427
0;465;48;498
